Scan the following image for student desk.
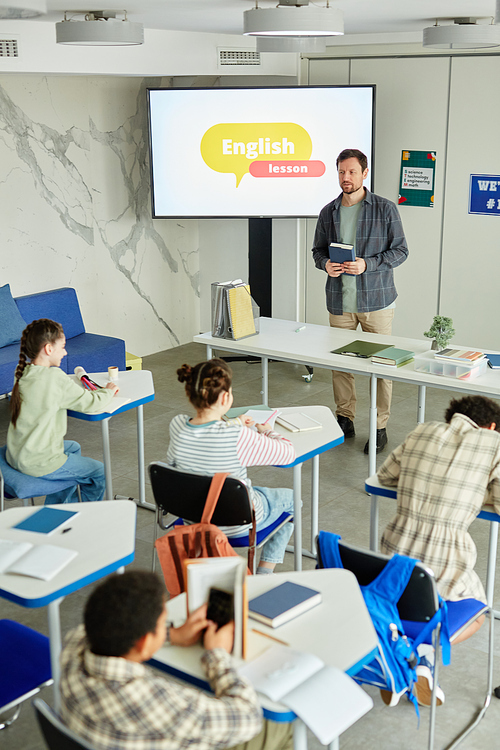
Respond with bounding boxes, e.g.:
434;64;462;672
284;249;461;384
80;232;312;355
150;568;378;750
0;500;136;711
195;318;500;483
227;405;343;571
67;370;155;508
364;475;500;613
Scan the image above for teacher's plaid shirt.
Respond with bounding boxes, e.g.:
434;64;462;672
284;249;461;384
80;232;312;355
60;626;262;750
312;189;408;315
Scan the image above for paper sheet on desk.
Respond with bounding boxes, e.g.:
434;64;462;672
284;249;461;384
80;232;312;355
243;409;280;429
238;645;372;744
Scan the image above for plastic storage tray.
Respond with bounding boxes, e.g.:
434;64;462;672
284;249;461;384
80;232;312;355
413;351;488;381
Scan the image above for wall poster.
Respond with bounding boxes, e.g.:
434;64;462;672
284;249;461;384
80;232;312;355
469;175;500;216
398;150;436;208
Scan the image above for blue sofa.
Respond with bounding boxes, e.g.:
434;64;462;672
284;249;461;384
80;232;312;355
0;287;126;396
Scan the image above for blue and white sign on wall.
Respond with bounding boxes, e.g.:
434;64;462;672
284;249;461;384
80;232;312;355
469;174;500;216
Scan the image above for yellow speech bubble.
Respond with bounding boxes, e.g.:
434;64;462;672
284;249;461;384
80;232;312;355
200;123;312;187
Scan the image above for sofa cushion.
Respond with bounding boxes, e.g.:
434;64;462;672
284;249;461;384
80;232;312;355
15;288;85;340
64;333;126;376
0;342;20;395
0;284;27;348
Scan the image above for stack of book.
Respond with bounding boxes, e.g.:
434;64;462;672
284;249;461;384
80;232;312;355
434;348;485;363
371;346;414;367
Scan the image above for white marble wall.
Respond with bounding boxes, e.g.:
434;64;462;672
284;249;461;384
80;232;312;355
0;74;199;356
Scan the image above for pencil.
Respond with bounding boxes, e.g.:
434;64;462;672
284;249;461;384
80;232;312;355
251;629;289;646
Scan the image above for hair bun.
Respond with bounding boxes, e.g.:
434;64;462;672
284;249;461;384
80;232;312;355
177;364;192;384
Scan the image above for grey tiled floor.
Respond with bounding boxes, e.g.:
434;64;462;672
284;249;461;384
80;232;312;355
1;343;500;749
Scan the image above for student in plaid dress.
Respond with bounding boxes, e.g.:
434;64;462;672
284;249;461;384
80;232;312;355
377;396;500;706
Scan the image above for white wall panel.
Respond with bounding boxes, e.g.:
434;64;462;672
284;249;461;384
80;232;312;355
305;55;450;341
440;56;500;350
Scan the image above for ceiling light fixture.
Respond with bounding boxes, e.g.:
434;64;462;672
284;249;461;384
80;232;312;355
56;10;144;46
244;0;343;38
256;36;327;53
423;16;500;49
0;0;46;18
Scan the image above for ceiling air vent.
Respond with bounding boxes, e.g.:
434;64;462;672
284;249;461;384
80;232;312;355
218;48;261;67
0;39;18;57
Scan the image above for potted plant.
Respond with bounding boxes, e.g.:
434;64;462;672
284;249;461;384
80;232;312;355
424;315;455;351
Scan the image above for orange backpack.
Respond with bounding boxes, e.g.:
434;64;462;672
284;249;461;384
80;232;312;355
154;472;254;597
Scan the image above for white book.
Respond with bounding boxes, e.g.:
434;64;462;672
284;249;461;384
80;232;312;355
185;556;247;659
276;412;322;433
0;539;77;581
239;645;373;744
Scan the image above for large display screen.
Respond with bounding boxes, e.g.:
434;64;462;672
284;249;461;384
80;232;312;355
148;85;375;219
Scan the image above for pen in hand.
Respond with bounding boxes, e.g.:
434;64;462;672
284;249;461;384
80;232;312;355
262;409;278;426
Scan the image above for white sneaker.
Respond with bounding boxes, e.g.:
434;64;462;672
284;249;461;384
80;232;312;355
415;656;445;707
380;687;407;707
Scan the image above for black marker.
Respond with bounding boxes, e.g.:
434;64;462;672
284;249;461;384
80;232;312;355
61;527;72;534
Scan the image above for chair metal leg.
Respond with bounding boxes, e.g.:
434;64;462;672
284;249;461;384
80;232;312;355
428;622;441;750
76;485;82;503
152;507;160;572
0;705;21;730
445;608;494;749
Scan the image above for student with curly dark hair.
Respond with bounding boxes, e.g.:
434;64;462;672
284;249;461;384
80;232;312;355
377;395;500;706
167;358;296;573
6;318;119;503
60;570;292;750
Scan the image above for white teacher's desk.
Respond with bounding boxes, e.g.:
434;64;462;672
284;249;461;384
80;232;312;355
68;370;155;509
150;569;378;750
196;318;500;481
0;500;136;711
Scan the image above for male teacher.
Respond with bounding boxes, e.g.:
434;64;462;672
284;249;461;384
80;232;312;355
311;148;408;454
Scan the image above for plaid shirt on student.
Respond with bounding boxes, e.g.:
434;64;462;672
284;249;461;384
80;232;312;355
59;626;262;750
377;414;500;602
311;190;408;315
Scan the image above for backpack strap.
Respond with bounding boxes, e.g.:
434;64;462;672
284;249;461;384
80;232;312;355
317;531;344;569
201;473;229;524
411;600;451;666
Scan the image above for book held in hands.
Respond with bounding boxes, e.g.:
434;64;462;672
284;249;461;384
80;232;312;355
248;580;322;628
329;242;355;274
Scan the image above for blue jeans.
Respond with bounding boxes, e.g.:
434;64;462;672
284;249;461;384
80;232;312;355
254;486;294;564
41;440;106;504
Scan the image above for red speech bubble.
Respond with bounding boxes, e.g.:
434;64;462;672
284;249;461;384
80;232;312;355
249;160;326;178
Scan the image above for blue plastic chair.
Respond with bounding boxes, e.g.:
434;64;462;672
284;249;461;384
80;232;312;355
0;446;79;512
0;620;52;729
316;531;491;750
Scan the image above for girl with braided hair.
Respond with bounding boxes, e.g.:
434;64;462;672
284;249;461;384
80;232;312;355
7;318;119;504
167;358;296;573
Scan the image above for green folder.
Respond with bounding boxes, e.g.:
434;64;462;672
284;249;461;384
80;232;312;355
330;340;390;359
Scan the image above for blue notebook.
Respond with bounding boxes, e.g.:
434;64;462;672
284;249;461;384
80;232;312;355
13;507;79;534
486;353;500;369
248;581;322;628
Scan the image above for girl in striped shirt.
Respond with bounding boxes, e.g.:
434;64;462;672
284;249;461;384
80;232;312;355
167;358;296;573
